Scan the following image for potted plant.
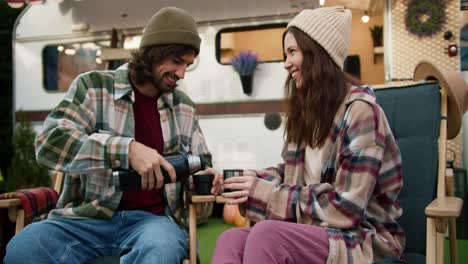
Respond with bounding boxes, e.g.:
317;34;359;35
5;113;50;191
369;25;383;47
230;50;258;95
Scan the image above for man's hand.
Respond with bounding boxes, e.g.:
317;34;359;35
222;170;256;204
128;141;176;190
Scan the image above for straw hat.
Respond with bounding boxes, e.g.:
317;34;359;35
414;61;468;139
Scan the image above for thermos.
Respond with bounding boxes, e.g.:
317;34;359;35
114;152;205;191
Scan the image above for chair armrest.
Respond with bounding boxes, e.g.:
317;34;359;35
191;195;216;203
190;195;233;204
0;198;26;233
0;187;58;224
0;198;22;221
425;196;463;218
0;198;22;208
215;196;233;204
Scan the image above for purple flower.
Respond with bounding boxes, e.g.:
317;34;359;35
230;50;258;76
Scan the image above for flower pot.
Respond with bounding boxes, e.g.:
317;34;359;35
240;75;253;95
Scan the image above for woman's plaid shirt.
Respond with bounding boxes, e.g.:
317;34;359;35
246;86;405;264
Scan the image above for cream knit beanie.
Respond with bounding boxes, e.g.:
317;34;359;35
288;6;352;69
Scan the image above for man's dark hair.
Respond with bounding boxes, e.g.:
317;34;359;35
128;44;197;86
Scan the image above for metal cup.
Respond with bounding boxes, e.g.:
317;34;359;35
223;169;243;192
193;174;214;195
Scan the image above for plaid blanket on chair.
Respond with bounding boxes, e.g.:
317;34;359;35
0;187;58;224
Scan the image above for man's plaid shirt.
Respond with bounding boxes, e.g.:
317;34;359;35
35;64;212;222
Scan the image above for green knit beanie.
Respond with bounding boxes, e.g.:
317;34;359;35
140;7;201;53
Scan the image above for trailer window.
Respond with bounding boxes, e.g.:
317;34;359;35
216;23;287;64
43;41;112;92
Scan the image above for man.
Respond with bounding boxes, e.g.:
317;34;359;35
5;7;221;264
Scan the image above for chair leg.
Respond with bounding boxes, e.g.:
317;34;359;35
189;204;197;264
449;218;457;264
437;231;444;264
427;217;436;264
15;209;25;234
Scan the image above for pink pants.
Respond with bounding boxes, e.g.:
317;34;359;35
211;220;329;264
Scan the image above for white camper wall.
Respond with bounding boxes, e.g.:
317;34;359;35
14;35;110;112
199;115;284;171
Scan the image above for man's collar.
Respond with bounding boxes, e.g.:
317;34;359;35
158;92;174;110
113;63;134;101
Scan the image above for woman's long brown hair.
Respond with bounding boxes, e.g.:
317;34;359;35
283;27;361;148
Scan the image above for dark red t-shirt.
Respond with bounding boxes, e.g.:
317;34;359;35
118;87;166;214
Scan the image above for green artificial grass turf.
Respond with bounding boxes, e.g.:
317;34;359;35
197;217;235;264
445;239;468;264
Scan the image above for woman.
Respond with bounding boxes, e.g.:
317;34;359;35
212;6;405;264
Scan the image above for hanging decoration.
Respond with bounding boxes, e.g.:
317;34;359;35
5;0;43;8
5;0;26;8
230;50;258;95
404;0;447;37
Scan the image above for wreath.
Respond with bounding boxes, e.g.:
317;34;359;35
405;0;446;37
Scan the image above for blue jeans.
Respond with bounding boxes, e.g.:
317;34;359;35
4;211;188;264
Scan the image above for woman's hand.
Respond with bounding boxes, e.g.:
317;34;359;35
222;170;257;204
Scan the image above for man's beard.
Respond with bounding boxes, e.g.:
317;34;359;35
150;73;178;94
